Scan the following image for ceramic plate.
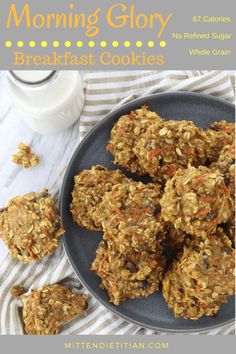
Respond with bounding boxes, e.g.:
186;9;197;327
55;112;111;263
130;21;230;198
60;92;235;332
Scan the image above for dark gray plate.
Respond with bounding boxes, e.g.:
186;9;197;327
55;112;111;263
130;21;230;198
60;92;235;332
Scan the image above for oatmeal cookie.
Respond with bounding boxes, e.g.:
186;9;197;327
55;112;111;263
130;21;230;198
91;240;166;305
162;232;235;319
107;105;163;174
134;120;207;182
22;284;87;335
12;143;39;168
70;165;128;231
93;181;163;253
0;190;64;263
206;120;235;163
160;166;233;237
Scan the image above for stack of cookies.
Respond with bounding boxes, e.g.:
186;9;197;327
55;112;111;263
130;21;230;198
70;105;235;319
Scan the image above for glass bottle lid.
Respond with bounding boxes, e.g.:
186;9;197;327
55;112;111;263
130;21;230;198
9;70;57;85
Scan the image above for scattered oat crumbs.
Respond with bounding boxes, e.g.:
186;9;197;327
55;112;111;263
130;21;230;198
11;285;27;298
12;143;40;168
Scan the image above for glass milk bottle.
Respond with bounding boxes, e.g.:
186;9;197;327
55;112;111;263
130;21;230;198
6;70;85;134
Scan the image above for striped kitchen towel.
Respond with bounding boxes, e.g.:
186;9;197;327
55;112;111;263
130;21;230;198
0;70;235;335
